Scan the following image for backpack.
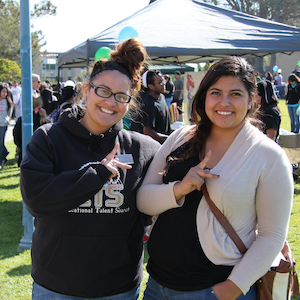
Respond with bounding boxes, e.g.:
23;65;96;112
48;102;70;123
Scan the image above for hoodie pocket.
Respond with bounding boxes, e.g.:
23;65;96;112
45;234;131;283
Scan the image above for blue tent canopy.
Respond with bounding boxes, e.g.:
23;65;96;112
58;0;300;68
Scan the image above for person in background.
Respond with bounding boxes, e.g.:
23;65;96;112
39;82;48;95
17;73;41;121
32;74;41;94
13;95;49;167
129;82;147;134
5;82;13;108
255;72;261;82
173;70;183;107
41;87;55;114
163;74;174;108
0;85;12;168
292;65;300;78
141;70;171;143
256;79;281;141
274;69;283;85
137;56;293;300
20;38;160;300
286;73;300;133
11;80;22;120
47;80;76;123
59;80;76;111
265;71;273;82
52;82;62;103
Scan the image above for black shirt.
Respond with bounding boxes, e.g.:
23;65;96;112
286;84;300;105
142;93;171;135
260;105;281;140
147;143;233;291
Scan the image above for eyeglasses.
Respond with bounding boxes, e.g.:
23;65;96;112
89;82;131;103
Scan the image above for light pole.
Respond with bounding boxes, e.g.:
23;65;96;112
18;0;34;252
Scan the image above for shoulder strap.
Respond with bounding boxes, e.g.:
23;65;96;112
202;183;247;255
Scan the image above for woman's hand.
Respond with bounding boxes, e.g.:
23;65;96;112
173;150;220;201
39;107;46;117
101;143;132;180
213;280;242;300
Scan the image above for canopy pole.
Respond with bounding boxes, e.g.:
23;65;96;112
175;56;185;74
57;66;60;84
86;39;90;80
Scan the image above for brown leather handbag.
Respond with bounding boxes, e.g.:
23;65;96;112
202;183;299;300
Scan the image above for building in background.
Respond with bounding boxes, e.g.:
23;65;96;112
33;52;83;83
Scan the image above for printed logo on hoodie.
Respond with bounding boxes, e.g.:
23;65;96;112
68;181;130;214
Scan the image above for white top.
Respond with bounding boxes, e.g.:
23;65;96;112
11;86;22;119
137;121;293;294
17;89;39;120
11;86;21;103
0;99;9;126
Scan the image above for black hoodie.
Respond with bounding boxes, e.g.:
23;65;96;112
20;107;160;298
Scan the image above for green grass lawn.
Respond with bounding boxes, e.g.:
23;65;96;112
0;101;299;299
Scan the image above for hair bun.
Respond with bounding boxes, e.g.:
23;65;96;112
110;38;148;95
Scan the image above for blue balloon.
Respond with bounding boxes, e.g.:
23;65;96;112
273;65;278;72
118;26;139;43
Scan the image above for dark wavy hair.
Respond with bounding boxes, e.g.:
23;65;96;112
164;56;257;172
189;56;257;156
287;74;300;85
0;85;8;97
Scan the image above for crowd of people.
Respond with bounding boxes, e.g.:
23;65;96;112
255;64;300;136
0;38;297;300
0;75;84;168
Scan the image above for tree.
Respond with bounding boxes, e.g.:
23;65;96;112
0;58;21;82
203;0;300;73
0;0;57;67
203;0;300;27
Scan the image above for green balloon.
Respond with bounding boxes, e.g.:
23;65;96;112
94;47;111;61
298;60;300;67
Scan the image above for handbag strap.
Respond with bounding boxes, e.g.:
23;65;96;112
202;183;247;255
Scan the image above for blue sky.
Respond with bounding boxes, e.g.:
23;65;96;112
25;0;149;53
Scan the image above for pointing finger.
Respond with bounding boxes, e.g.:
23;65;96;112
198;150;212;169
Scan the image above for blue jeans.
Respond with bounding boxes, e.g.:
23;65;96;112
165;97;173;108
32;282;140;300
0;126;8;162
287;105;299;133
143;276;257;300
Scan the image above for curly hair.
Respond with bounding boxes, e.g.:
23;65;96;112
90;38;148;99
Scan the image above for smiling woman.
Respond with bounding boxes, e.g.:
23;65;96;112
205;76;252;139
136;56;293;300
80;70;132;136
19;38;161;300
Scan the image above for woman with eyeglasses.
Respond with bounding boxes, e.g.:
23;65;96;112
20;38;160;300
